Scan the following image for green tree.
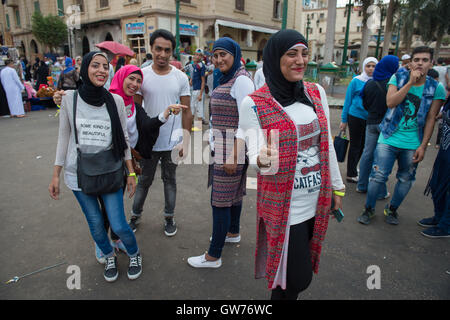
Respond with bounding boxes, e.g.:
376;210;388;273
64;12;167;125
31;12;68;53
408;0;450;59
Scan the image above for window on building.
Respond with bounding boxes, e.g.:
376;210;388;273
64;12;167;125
75;0;84;12
342;27;345;33
273;0;281;19
34;1;41;13
57;0;64;16
15;8;21;27
6;14;10;30
99;0;109;8
319;28;322;33
310;28;313;34
344;10;347;17
311;13;314;19
235;0;245;11
180;0;191;3
358;10;362;17
357;26;360;32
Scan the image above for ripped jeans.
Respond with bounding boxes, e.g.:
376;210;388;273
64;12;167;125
365;143;418;210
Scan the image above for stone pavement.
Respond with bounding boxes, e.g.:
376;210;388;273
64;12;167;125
0;106;448;300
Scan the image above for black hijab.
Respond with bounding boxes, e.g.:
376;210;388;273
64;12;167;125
263;29;313;108
78;52;127;159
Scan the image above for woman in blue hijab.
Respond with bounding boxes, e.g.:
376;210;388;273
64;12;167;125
57;56;79;90
187;37;255;269
356;55;399;224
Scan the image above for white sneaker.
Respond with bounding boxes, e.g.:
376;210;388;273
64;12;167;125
209;235;241;243
187;253;222;268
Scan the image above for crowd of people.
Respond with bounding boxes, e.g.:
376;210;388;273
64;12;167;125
35;27;449;300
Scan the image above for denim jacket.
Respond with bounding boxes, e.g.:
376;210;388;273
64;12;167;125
379;70;438;142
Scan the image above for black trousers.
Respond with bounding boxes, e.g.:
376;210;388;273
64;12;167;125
347;115;366;178
270;218;315;300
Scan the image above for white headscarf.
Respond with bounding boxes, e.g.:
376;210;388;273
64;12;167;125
355;57;378;82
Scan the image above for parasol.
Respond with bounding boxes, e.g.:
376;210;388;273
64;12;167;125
95;41;135;56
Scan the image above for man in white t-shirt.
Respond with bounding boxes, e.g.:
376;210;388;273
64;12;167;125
131;29;192;237
433;58;449;92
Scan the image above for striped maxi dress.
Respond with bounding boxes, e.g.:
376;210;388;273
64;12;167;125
208;66;251;207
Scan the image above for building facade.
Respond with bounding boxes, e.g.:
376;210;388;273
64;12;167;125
1;0;305;63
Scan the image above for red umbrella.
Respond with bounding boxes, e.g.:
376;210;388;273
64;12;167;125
95;41;135;57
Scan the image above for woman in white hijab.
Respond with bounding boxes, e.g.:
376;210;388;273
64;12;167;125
339;57;378;183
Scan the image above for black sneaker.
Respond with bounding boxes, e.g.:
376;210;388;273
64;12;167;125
357;207;375;225
127;253;142;280
384;205;399;225
417;217;438;228
164;217;177;237
104;256;118;282
129;216;141;233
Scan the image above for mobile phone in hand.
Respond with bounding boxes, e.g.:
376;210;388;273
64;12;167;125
330;199;344;222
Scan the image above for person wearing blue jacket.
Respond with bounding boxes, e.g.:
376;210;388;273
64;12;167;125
340;57;378;182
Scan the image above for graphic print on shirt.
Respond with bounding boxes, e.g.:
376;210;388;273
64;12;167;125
78;119;112;147
293;119;322;193
125;104;135;118
400;93;421;130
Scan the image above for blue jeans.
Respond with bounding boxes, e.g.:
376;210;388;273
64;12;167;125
208;204;242;259
357;124;387;198
433;189;450;232
73;188;139;257
365;143;418;210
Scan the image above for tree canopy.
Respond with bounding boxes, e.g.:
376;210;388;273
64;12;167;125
31;12;68;52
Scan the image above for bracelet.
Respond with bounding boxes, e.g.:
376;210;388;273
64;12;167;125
128;172;138;184
333;190;345;197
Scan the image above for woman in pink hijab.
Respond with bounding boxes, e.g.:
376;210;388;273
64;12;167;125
99;64;187;256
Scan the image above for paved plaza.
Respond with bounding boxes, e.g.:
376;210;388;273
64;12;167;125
0;103;448;300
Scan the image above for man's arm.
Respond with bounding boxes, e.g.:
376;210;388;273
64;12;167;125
413;99;444;163
386;82;413;109
134;94;143;105
387;68;425;108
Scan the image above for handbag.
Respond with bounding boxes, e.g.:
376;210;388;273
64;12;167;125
333;130;349;163
73;91;124;196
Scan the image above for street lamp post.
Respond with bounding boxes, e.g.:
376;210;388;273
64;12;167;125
394;11;402;56
375;5;385;60
341;0;353;66
306;14;311;42
175;0;180;59
282;0;288;30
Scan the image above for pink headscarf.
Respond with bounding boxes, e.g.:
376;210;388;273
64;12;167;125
109;65;143;117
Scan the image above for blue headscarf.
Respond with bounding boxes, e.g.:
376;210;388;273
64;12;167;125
373;55;399;81
212;37;242;85
361;55;399;99
63;57;74;74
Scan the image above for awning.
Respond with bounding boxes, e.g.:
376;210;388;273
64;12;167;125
215;19;279;36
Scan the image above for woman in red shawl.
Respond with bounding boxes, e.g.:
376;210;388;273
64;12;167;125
238;30;345;300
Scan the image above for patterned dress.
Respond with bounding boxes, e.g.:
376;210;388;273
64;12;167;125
208;66;251;207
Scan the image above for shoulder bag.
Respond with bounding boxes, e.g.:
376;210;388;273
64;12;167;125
73;91;124;195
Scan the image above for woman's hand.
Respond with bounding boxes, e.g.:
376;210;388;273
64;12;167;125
257;130;279;171
339;122;347;132
163;104;189;119
332;192;343;211
223;162;237;175
126;176;136;199
48;176;60;200
53;90;66;105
